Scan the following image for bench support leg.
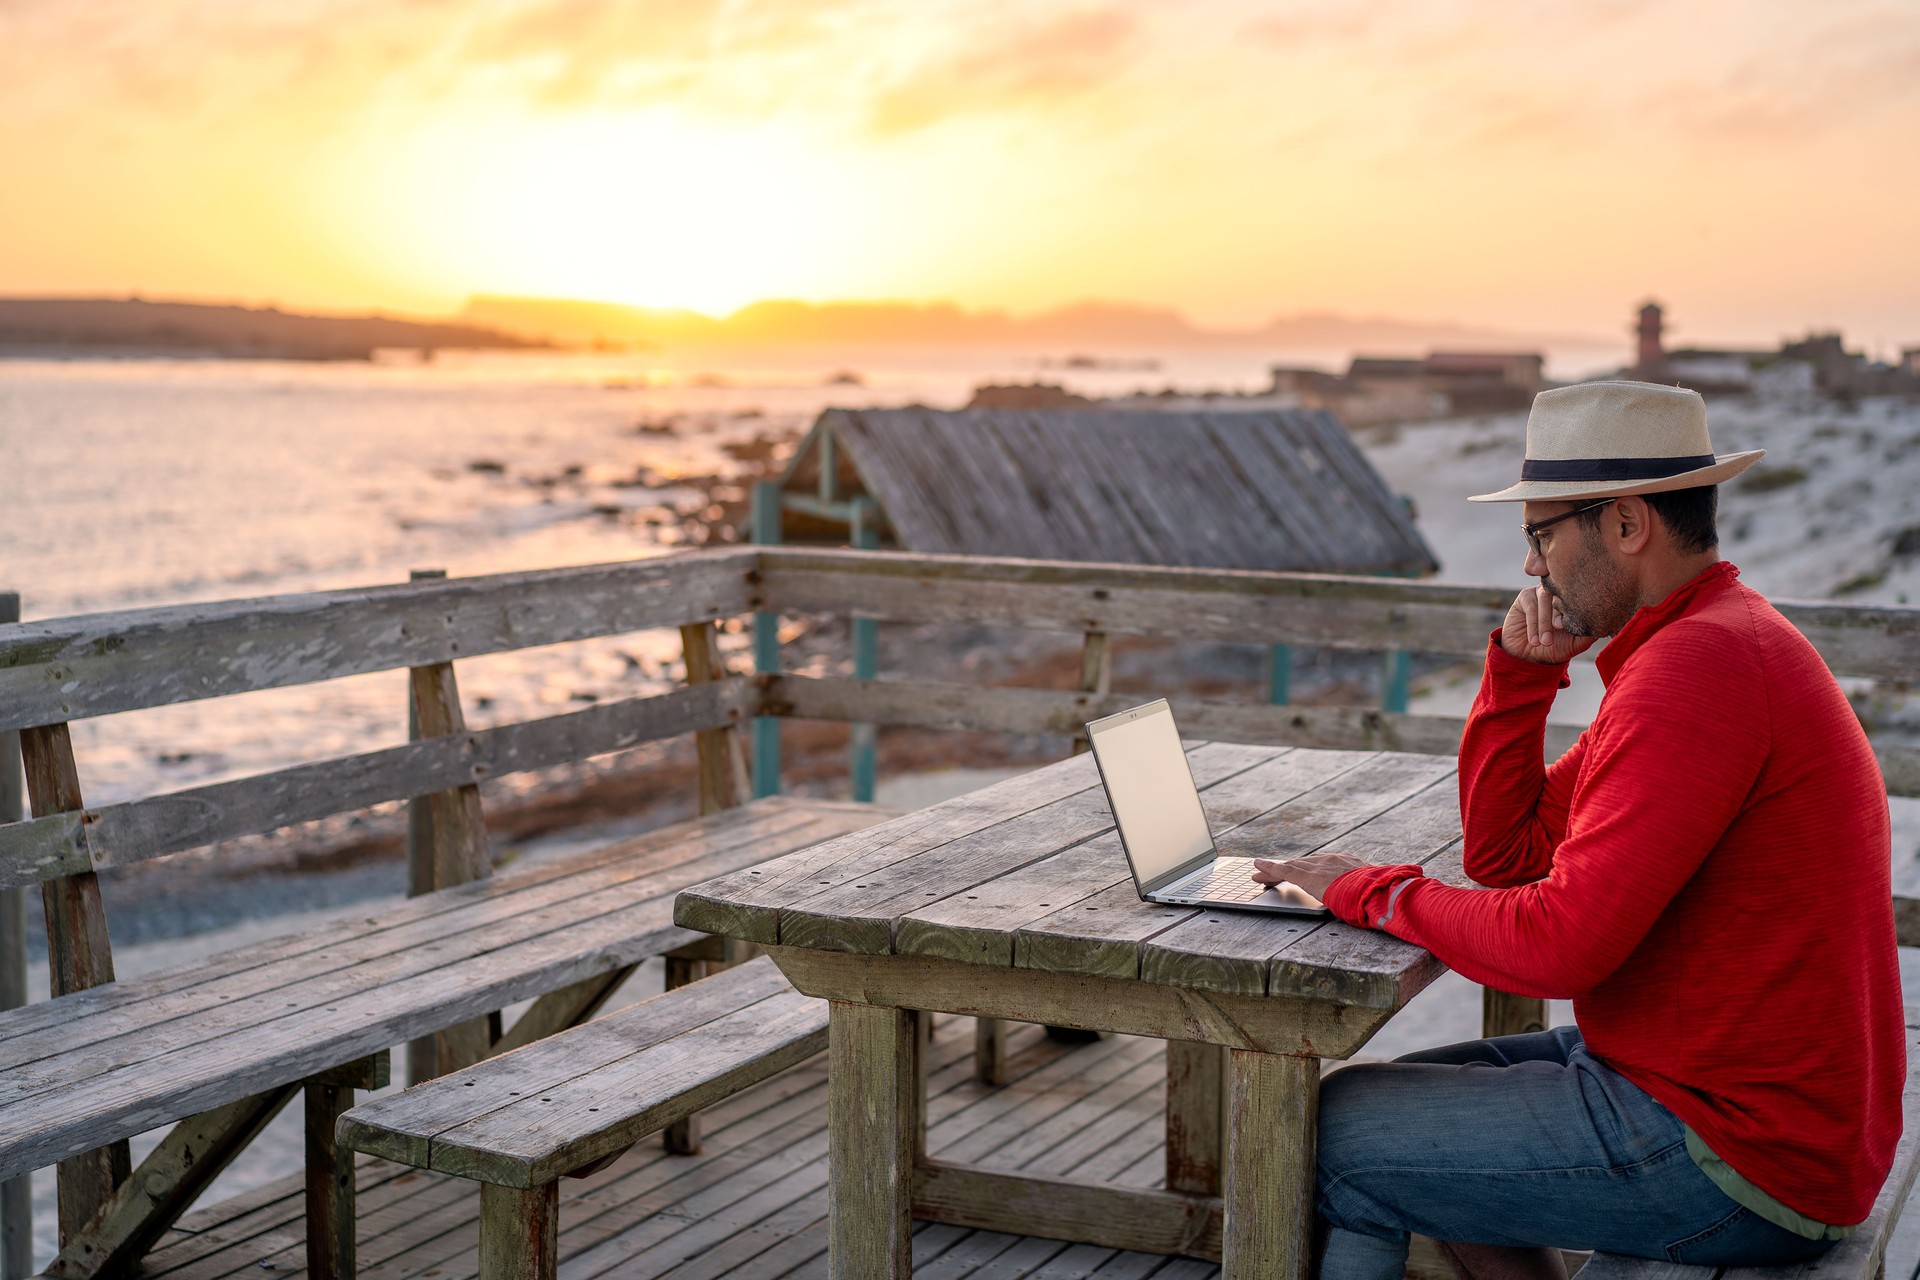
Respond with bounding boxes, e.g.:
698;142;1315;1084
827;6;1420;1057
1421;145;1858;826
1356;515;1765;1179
480;1182;558;1280
42;1085;298;1279
1166;1041;1226;1194
1224;1049;1317;1280
828;1000;917;1279
1483;988;1548;1039
663;951;708;1153
658;940;756;1154
305;1083;355;1280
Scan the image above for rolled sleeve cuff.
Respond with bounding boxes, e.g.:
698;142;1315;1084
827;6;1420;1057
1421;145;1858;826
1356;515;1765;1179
1323;864;1427;930
1484;628;1573;692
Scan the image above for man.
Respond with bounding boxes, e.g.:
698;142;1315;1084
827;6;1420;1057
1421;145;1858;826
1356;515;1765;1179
1251;381;1903;1280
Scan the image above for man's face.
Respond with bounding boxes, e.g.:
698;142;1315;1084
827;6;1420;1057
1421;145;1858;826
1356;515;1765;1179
1522;501;1637;638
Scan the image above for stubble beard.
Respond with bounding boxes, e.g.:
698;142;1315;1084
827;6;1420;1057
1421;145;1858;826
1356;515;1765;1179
1545;534;1635;639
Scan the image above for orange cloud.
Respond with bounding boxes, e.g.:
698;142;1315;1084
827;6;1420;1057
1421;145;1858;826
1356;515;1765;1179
866;7;1137;134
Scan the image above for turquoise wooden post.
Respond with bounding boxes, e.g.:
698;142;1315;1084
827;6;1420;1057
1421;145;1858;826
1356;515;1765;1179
0;591;28;1280
1381;649;1411;714
751;482;783;798
1267;645;1293;705
1380;563;1414;714
849;497;879;803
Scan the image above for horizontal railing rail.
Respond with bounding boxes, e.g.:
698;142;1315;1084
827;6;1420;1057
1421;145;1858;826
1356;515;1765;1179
0;680;756;890
0;549;758;734
753;547;1920;681
758;673;1920;797
1;546;1913;887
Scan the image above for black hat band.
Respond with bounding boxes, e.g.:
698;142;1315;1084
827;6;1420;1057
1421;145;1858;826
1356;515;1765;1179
1519;454;1716;482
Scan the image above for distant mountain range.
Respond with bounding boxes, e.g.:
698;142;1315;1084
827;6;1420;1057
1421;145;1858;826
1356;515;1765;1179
459;295;1609;355
0;298;547;360
0;293;1612;361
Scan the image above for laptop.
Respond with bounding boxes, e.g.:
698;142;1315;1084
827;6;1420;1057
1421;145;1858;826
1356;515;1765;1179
1085;700;1330;916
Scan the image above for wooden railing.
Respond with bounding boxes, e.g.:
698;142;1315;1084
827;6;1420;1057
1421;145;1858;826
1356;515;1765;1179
750;547;1920;797
0;542;1914;961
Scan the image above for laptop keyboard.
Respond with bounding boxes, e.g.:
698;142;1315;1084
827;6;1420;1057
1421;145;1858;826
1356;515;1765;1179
1162;858;1274;904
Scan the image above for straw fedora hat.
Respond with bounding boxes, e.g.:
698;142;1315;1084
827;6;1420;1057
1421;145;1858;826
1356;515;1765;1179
1468;380;1764;503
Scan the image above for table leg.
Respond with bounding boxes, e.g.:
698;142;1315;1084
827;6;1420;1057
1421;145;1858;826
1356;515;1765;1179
829;1000;918;1279
1165;1041;1225;1194
1225;1048;1319;1280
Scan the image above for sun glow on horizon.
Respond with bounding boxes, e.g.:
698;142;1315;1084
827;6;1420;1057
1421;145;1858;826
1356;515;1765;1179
342;111;854;316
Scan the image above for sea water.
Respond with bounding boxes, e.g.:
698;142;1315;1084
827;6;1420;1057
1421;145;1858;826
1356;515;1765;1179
0;346;1290;810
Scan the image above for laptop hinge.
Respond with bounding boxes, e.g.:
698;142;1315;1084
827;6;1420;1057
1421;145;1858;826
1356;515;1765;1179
1143;851;1218;897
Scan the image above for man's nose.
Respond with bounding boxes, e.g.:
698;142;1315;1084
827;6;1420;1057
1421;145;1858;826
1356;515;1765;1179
1523;544;1548;577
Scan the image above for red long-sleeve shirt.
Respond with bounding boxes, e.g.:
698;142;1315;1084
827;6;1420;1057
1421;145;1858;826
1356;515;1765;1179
1324;561;1903;1226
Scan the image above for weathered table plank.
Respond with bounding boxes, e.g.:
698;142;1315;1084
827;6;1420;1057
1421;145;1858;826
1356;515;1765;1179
1139;757;1458;997
0;798;839;1052
895;749;1369;968
0;805;833;1090
777;744;1281;955
0;801;852;1074
675;754;1112;945
0;803;888;1182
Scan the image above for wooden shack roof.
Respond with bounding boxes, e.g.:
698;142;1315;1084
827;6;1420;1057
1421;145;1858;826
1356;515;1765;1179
773;407;1439;576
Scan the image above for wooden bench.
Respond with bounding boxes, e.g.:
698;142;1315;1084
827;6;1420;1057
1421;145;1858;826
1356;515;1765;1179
0;553;897;1278
337;954;828;1280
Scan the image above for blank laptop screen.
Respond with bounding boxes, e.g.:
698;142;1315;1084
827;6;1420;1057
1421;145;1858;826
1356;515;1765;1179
1087;702;1214;885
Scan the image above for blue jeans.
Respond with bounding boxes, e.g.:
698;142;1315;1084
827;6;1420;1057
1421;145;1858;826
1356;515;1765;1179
1314;1026;1839;1280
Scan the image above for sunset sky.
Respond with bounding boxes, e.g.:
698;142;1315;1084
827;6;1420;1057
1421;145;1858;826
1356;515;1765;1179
4;0;1916;347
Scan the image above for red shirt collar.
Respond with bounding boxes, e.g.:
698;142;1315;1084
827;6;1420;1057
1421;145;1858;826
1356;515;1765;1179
1594;561;1741;685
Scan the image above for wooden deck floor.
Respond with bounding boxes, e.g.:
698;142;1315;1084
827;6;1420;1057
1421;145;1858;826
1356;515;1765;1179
138;1010;1920;1280
143;1015;1220;1280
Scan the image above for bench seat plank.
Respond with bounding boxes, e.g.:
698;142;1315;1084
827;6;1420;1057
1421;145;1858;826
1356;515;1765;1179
339;958;801;1168
0;800;887;1184
338;957;830;1189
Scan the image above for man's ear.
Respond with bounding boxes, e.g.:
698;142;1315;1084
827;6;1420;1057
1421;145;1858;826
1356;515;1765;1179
1614;496;1654;554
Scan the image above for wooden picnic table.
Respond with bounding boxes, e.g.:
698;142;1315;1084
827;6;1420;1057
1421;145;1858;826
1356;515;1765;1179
675;740;1466;1280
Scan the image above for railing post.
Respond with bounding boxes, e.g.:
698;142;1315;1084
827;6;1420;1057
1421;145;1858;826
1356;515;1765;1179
1381;650;1411;714
1070;631;1112;755
1267;645;1292;706
403;568;494;1082
1380;568;1412;715
21;722;130;1244
0;593;29;1280
751;482;783;798
405;569;444;1088
848;497;879;803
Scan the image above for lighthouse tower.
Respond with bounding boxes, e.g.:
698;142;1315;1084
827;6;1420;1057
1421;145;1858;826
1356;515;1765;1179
1634;301;1668;380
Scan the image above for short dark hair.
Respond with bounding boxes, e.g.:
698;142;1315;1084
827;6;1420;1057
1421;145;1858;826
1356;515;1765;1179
1643;486;1719;553
1574;485;1718;554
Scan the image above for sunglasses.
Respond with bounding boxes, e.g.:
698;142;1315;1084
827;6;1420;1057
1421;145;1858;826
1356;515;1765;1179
1522;498;1616;558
